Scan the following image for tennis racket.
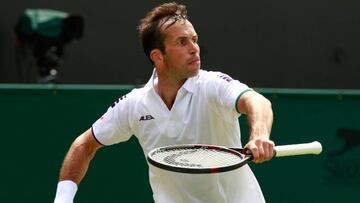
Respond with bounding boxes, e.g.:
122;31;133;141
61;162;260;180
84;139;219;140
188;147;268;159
147;141;322;174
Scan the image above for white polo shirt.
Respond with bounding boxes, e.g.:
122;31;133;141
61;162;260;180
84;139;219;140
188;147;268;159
92;69;265;203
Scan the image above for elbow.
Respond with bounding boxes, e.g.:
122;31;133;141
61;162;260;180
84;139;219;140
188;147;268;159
260;96;273;116
251;91;272;110
238;91;272;114
263;96;272;110
72;131;102;161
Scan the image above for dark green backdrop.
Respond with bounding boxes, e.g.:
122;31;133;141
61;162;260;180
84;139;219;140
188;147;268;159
0;84;359;202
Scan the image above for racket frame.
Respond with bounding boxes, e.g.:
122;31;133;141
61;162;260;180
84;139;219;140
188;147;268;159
147;141;322;174
147;144;252;174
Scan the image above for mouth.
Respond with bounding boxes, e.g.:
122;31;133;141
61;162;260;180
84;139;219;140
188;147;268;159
188;57;201;65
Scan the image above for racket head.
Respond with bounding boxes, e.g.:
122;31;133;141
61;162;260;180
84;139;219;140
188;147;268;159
147;144;252;174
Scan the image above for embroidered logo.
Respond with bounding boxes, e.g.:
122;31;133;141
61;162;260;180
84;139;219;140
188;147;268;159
139;115;155;121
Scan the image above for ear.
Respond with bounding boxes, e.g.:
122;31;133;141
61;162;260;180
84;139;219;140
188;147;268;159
150;49;163;64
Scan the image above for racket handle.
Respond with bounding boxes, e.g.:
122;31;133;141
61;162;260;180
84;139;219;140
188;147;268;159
274;141;322;157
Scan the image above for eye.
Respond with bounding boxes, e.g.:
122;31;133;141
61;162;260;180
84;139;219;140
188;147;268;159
179;38;187;45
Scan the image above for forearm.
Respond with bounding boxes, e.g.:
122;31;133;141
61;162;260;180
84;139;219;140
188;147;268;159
238;90;273;139
59;137;96;184
54;129;101;203
245;94;273;140
59;129;101;183
237;91;274;163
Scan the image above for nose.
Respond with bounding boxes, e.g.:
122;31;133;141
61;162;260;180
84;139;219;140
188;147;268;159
189;41;200;55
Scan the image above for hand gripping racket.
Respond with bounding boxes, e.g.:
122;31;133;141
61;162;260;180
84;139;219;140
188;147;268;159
147;141;322;174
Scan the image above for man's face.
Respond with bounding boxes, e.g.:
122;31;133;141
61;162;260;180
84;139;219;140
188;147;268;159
159;19;201;81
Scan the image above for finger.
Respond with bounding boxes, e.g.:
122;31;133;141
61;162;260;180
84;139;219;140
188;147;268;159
255;139;275;163
248;145;259;162
253;139;266;163
262;141;275;161
256;144;265;163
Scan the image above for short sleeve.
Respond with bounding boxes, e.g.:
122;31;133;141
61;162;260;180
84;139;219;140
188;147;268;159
204;72;253;116
92;94;133;146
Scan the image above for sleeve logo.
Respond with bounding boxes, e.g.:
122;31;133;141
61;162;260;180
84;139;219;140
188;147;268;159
111;95;127;108
217;73;234;82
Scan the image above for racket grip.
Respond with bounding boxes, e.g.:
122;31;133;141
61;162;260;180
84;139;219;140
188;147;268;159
274;141;322;157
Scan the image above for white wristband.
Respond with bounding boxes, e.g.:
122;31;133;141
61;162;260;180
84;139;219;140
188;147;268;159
54;180;78;203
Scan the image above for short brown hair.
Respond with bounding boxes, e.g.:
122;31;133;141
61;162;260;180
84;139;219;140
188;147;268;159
137;2;187;63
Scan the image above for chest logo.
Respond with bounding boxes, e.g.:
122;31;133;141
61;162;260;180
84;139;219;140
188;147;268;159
139;115;155;121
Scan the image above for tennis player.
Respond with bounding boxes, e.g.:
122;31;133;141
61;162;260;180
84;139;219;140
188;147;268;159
54;2;275;203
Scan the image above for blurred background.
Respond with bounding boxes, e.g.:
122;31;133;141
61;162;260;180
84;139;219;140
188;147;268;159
1;0;359;87
0;0;359;203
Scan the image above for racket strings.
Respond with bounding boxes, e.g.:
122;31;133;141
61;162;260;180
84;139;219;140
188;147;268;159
151;148;244;169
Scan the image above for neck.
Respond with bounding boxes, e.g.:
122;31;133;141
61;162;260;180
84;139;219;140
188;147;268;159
155;76;186;110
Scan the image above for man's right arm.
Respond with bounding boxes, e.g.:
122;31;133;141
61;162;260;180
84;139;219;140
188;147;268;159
54;128;103;203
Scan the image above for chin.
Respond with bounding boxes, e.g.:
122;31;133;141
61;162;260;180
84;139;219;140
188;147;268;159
189;67;200;77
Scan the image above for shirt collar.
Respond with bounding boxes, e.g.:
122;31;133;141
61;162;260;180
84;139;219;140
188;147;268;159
145;68;198;94
144;68;157;89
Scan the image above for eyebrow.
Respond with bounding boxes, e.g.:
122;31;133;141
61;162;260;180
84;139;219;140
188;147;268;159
176;34;198;40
